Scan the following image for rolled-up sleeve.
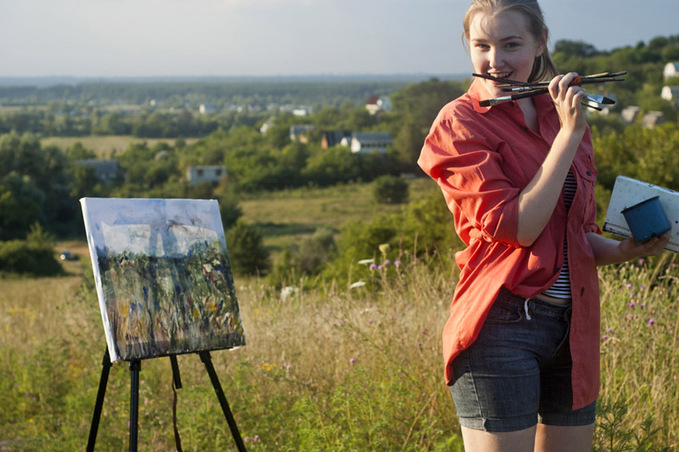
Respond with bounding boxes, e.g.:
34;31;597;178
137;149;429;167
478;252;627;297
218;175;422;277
418;108;521;246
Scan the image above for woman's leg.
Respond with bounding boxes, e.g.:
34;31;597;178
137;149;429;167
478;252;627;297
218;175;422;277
460;425;537;452
534;423;595;452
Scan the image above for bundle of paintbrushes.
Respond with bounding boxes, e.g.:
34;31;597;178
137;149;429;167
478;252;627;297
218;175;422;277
475;71;626;110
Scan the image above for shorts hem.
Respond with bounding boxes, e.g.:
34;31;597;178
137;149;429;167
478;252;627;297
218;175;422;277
457;415;537;433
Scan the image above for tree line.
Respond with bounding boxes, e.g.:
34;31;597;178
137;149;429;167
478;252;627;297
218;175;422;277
1;36;678;279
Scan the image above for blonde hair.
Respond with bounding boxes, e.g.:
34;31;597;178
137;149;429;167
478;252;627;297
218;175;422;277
463;0;559;83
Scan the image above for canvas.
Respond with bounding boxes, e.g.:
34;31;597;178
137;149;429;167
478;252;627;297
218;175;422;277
80;197;246;362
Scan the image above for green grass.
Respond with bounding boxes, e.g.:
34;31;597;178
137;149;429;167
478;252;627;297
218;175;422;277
0;182;677;450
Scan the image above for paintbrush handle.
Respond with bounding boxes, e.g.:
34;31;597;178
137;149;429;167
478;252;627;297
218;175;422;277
478;88;548;107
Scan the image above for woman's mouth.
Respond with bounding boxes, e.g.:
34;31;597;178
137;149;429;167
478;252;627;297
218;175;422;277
487;72;512;83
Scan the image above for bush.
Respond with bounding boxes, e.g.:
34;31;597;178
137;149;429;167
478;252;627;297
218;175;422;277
225;219;270;276
372;175;409;204
0;240;63;276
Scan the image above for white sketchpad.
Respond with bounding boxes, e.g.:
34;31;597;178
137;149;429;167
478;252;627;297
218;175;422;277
603;175;679;253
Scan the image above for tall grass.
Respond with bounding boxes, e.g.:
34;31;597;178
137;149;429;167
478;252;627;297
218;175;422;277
1;251;677;450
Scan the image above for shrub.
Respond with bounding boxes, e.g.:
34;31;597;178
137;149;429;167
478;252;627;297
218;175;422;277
225;218;270;276
0;240;63;276
372;175;409;204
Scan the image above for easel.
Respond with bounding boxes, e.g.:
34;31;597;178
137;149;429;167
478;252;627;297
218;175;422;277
86;347;246;452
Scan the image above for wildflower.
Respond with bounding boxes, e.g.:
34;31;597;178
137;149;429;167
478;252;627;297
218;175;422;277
647;318;656;327
606;328;613;334
349;357;357;365
253;435;261;443
383;259;391;266
625;283;633;290
638;258;645;265
628;302;637;309
640;284;647;290
369;263;377;270
349;281;366;289
423;327;428;334
394;260;402;267
602;335;609;342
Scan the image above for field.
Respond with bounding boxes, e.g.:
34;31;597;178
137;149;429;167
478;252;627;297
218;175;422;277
1;181;678;451
40;136;199;159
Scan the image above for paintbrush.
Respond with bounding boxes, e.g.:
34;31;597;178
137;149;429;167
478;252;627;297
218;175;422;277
474;71;625;108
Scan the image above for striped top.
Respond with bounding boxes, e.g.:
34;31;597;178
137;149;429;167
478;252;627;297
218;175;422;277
542;170;577;299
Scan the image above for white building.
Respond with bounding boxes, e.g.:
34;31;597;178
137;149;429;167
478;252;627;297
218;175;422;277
341;132;393;154
663;62;679;80
186;166;227;185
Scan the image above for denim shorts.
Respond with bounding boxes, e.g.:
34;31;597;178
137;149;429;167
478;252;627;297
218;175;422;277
449;288;596;432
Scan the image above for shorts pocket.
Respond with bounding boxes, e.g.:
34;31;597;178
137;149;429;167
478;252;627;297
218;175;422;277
484;301;523;324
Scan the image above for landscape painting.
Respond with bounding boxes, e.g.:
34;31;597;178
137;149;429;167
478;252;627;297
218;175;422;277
80;197;245;362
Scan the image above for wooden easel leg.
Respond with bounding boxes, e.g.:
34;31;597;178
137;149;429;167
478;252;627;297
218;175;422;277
129;359;141;452
87;348;112;452
198;351;247;452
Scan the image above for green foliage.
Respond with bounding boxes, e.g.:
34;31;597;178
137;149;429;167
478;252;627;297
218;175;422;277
372;175;409;204
323;190;460;285
225;219;271;276
593;123;679;191
0;234;63;277
267;227;338;287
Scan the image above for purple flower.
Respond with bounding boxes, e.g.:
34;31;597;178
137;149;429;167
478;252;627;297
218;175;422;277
647;318;656;327
369;263;377;270
629;302;637;309
625;283;633;290
349;357;357;365
602;335;609;342
383;259;391;266
394;260;402;267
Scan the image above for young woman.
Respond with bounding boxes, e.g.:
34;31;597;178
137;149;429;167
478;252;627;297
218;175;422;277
417;1;669;451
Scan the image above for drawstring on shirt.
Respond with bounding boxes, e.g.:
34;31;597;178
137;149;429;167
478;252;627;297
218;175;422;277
524;299;532;320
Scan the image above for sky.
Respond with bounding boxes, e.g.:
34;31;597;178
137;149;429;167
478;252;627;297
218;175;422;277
1;0;677;78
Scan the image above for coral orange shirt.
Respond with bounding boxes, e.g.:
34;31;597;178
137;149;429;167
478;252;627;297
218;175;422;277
418;79;602;410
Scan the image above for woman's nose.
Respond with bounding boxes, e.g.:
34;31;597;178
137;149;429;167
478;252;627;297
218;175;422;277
488;48;503;68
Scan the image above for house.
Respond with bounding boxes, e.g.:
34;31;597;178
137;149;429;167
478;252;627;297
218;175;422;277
293;106;313;117
641;111;665;129
260;117;275;134
621;106;641;124
289;124;315;142
186;166;227;185
199;103;216;115
663;62;679;80
341;132;393;154
321;130;352;149
365;95;393;115
75;159;120;183
661;86;679;103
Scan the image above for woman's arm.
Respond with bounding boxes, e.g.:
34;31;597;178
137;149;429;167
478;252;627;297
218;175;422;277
516;73;588;246
586;232;670;266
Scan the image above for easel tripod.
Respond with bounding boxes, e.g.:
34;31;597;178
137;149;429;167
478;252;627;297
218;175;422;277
86;347;246;452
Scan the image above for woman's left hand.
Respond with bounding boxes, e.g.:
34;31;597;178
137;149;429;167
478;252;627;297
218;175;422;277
618;232;671;260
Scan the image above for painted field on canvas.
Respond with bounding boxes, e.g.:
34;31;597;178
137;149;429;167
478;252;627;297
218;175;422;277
81;198;245;361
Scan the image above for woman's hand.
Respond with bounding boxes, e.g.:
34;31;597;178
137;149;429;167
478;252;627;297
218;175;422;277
549;72;587;136
618;232;671;261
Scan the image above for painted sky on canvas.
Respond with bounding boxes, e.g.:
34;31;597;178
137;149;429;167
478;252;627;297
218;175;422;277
1;0;677;78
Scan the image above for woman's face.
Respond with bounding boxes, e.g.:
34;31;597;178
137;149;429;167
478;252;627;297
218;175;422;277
467;10;545;100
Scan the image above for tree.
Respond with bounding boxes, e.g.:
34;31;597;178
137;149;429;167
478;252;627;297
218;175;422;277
225;219;270;275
